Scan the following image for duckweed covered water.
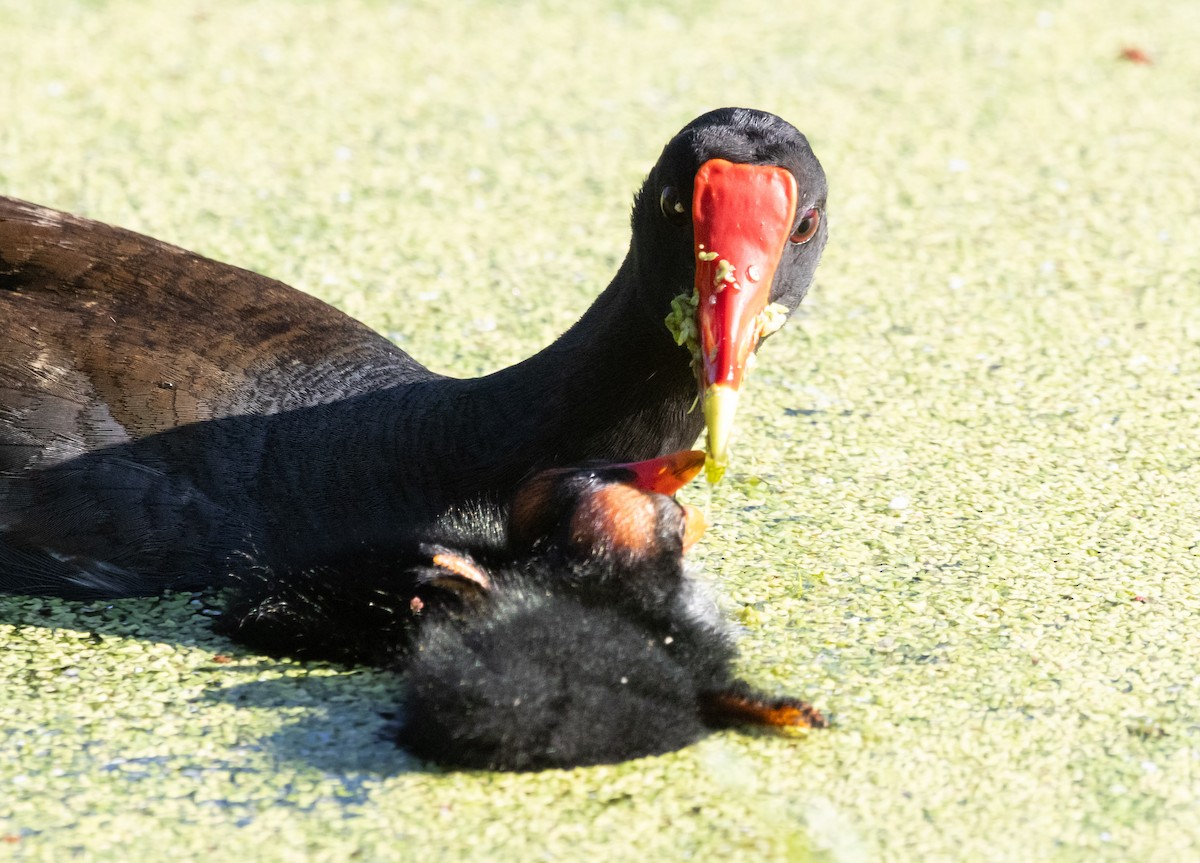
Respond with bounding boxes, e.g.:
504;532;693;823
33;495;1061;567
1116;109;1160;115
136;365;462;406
2;1;1199;860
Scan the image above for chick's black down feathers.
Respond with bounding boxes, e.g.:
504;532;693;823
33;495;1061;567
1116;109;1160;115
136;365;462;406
399;590;732;770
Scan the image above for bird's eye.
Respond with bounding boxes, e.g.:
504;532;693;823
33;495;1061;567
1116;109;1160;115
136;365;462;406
659;186;688;225
789;208;821;244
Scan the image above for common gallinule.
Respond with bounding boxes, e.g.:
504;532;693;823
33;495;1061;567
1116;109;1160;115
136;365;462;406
219;450;826;770
0;107;828;598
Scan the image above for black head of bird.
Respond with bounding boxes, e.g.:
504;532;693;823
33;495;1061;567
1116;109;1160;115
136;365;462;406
629;107;829;479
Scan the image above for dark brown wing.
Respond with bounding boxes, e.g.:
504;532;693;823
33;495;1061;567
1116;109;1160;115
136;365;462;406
0;195;418;467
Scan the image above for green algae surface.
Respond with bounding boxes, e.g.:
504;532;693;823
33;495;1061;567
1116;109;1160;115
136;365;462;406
2;1;1199;861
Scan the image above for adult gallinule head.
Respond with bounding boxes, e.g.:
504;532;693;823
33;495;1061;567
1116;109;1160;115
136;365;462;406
219;450;826;771
0;107;827;598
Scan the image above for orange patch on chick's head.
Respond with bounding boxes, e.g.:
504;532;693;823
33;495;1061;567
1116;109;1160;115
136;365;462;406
568;482;663;559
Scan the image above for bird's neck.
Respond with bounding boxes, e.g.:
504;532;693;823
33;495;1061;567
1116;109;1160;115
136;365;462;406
410;255;703;501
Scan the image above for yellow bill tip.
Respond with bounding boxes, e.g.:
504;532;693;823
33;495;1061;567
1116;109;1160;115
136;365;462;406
702;384;740;484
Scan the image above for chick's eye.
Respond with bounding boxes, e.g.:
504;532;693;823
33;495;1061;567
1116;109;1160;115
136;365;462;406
659;186;688;225
790;207;821;244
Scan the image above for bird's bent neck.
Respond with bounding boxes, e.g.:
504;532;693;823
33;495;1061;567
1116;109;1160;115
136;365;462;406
405;254;703;504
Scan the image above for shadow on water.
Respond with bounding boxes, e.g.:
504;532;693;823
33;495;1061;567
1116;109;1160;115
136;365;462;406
202;672;425;783
0;588;234;651
0;589;435;781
